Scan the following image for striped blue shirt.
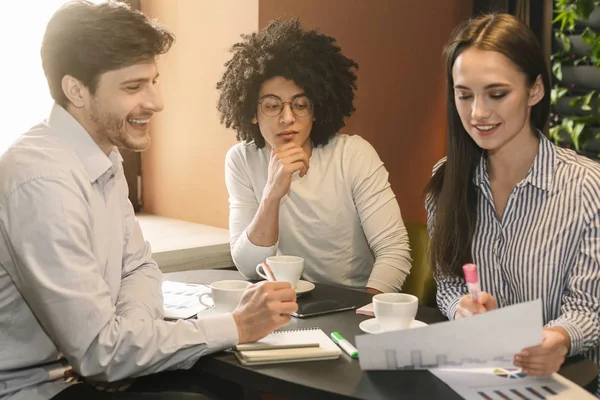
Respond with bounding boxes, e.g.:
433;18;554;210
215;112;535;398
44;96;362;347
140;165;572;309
426;134;600;392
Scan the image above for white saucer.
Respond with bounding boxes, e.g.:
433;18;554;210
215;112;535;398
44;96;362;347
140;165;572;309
359;318;427;334
295;280;315;295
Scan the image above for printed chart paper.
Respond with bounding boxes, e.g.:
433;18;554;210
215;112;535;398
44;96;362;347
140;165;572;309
162;281;210;319
356;299;543;370
430;367;596;400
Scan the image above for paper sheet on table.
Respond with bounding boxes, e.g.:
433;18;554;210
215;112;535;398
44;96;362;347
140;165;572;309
430;367;596;400
162;281;210;320
356;299;543;370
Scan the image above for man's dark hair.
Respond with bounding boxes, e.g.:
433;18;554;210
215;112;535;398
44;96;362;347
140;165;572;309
41;0;175;107
217;19;358;148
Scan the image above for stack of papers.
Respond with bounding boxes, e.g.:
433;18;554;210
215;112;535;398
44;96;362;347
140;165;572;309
355;299;596;399
356;299;543;370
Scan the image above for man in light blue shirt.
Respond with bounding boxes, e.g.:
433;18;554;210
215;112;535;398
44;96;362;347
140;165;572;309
0;2;297;399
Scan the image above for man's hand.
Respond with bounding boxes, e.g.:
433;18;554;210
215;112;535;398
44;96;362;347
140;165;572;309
263;143;309;201
366;288;382;295
514;327;570;376
455;292;497;319
232;281;298;344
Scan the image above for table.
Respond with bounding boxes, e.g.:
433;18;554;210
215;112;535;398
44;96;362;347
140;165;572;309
165;270;599;399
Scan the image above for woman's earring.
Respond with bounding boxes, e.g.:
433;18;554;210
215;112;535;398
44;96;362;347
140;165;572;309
313;117;316;121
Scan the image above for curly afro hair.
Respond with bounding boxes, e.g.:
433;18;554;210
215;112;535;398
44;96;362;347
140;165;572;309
217;19;358;148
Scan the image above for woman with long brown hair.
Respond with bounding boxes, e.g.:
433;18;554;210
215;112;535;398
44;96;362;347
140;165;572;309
426;13;600;394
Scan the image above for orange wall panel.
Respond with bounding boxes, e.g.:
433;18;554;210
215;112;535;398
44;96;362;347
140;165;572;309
142;0;472;227
260;0;472;223
141;0;258;228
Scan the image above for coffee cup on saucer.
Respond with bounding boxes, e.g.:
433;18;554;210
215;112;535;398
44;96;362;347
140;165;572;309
372;293;418;332
256;256;304;289
199;280;251;313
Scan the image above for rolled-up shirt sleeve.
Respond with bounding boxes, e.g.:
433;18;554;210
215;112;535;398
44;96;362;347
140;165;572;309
0;176;238;382
225;147;277;279
545;181;600;356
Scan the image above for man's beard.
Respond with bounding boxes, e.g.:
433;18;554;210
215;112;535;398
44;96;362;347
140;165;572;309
90;103;150;152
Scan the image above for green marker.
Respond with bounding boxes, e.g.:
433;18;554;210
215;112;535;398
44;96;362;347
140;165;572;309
331;332;359;359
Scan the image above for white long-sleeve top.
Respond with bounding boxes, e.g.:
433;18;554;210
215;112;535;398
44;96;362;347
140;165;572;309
225;134;412;293
0;105;238;400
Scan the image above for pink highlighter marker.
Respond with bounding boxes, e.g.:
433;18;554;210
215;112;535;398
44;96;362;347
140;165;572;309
462;263;481;303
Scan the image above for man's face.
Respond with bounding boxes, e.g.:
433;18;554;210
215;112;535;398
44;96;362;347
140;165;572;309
84;61;163;153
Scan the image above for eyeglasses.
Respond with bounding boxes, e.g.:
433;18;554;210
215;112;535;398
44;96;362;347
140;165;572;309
258;95;313;117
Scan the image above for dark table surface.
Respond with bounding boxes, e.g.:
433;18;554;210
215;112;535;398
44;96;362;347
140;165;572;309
165;270;599;400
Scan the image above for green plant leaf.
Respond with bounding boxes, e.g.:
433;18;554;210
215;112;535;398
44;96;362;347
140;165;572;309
549;126;562;143
556;31;573;52
572;122;586;150
583;90;596;106
551;86;569;104
564;118;574;132
553;9;577;32
570;91;598;111
574;55;590;65
552;60;564;81
581;27;596;44
575;0;596;19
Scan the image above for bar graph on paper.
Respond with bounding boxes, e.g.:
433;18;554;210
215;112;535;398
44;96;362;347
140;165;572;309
430;368;595;400
382;348;516;369
356;300;545;371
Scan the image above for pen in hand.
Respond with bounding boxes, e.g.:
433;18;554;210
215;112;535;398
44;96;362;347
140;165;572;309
331;332;358;359
462;263;481;303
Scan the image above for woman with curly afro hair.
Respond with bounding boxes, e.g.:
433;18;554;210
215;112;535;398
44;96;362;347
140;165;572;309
218;19;412;294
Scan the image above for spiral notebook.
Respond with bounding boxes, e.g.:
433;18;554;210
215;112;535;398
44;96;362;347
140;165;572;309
234;328;341;366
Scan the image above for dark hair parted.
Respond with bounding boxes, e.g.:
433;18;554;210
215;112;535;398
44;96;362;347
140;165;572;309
217;19;358;148
41;0;174;107
426;14;551;279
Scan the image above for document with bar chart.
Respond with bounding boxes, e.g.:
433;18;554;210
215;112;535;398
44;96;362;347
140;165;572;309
430;367;596;399
356;300;543;370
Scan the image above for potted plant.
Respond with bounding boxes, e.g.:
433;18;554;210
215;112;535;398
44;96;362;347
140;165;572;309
550;0;600;158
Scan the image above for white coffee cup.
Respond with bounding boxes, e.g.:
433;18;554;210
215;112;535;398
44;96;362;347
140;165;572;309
199;280;251;313
373;293;418;332
255;256;304;289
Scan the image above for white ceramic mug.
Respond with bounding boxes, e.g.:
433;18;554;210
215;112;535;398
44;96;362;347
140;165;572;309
373;293;418;332
199;280;251;313
255;256;304;288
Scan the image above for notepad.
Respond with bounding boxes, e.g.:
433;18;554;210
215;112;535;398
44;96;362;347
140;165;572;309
234;328;341;366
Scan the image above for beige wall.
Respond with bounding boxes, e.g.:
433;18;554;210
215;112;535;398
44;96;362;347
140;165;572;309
260;0;473;224
142;0;472;227
141;0;258;228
